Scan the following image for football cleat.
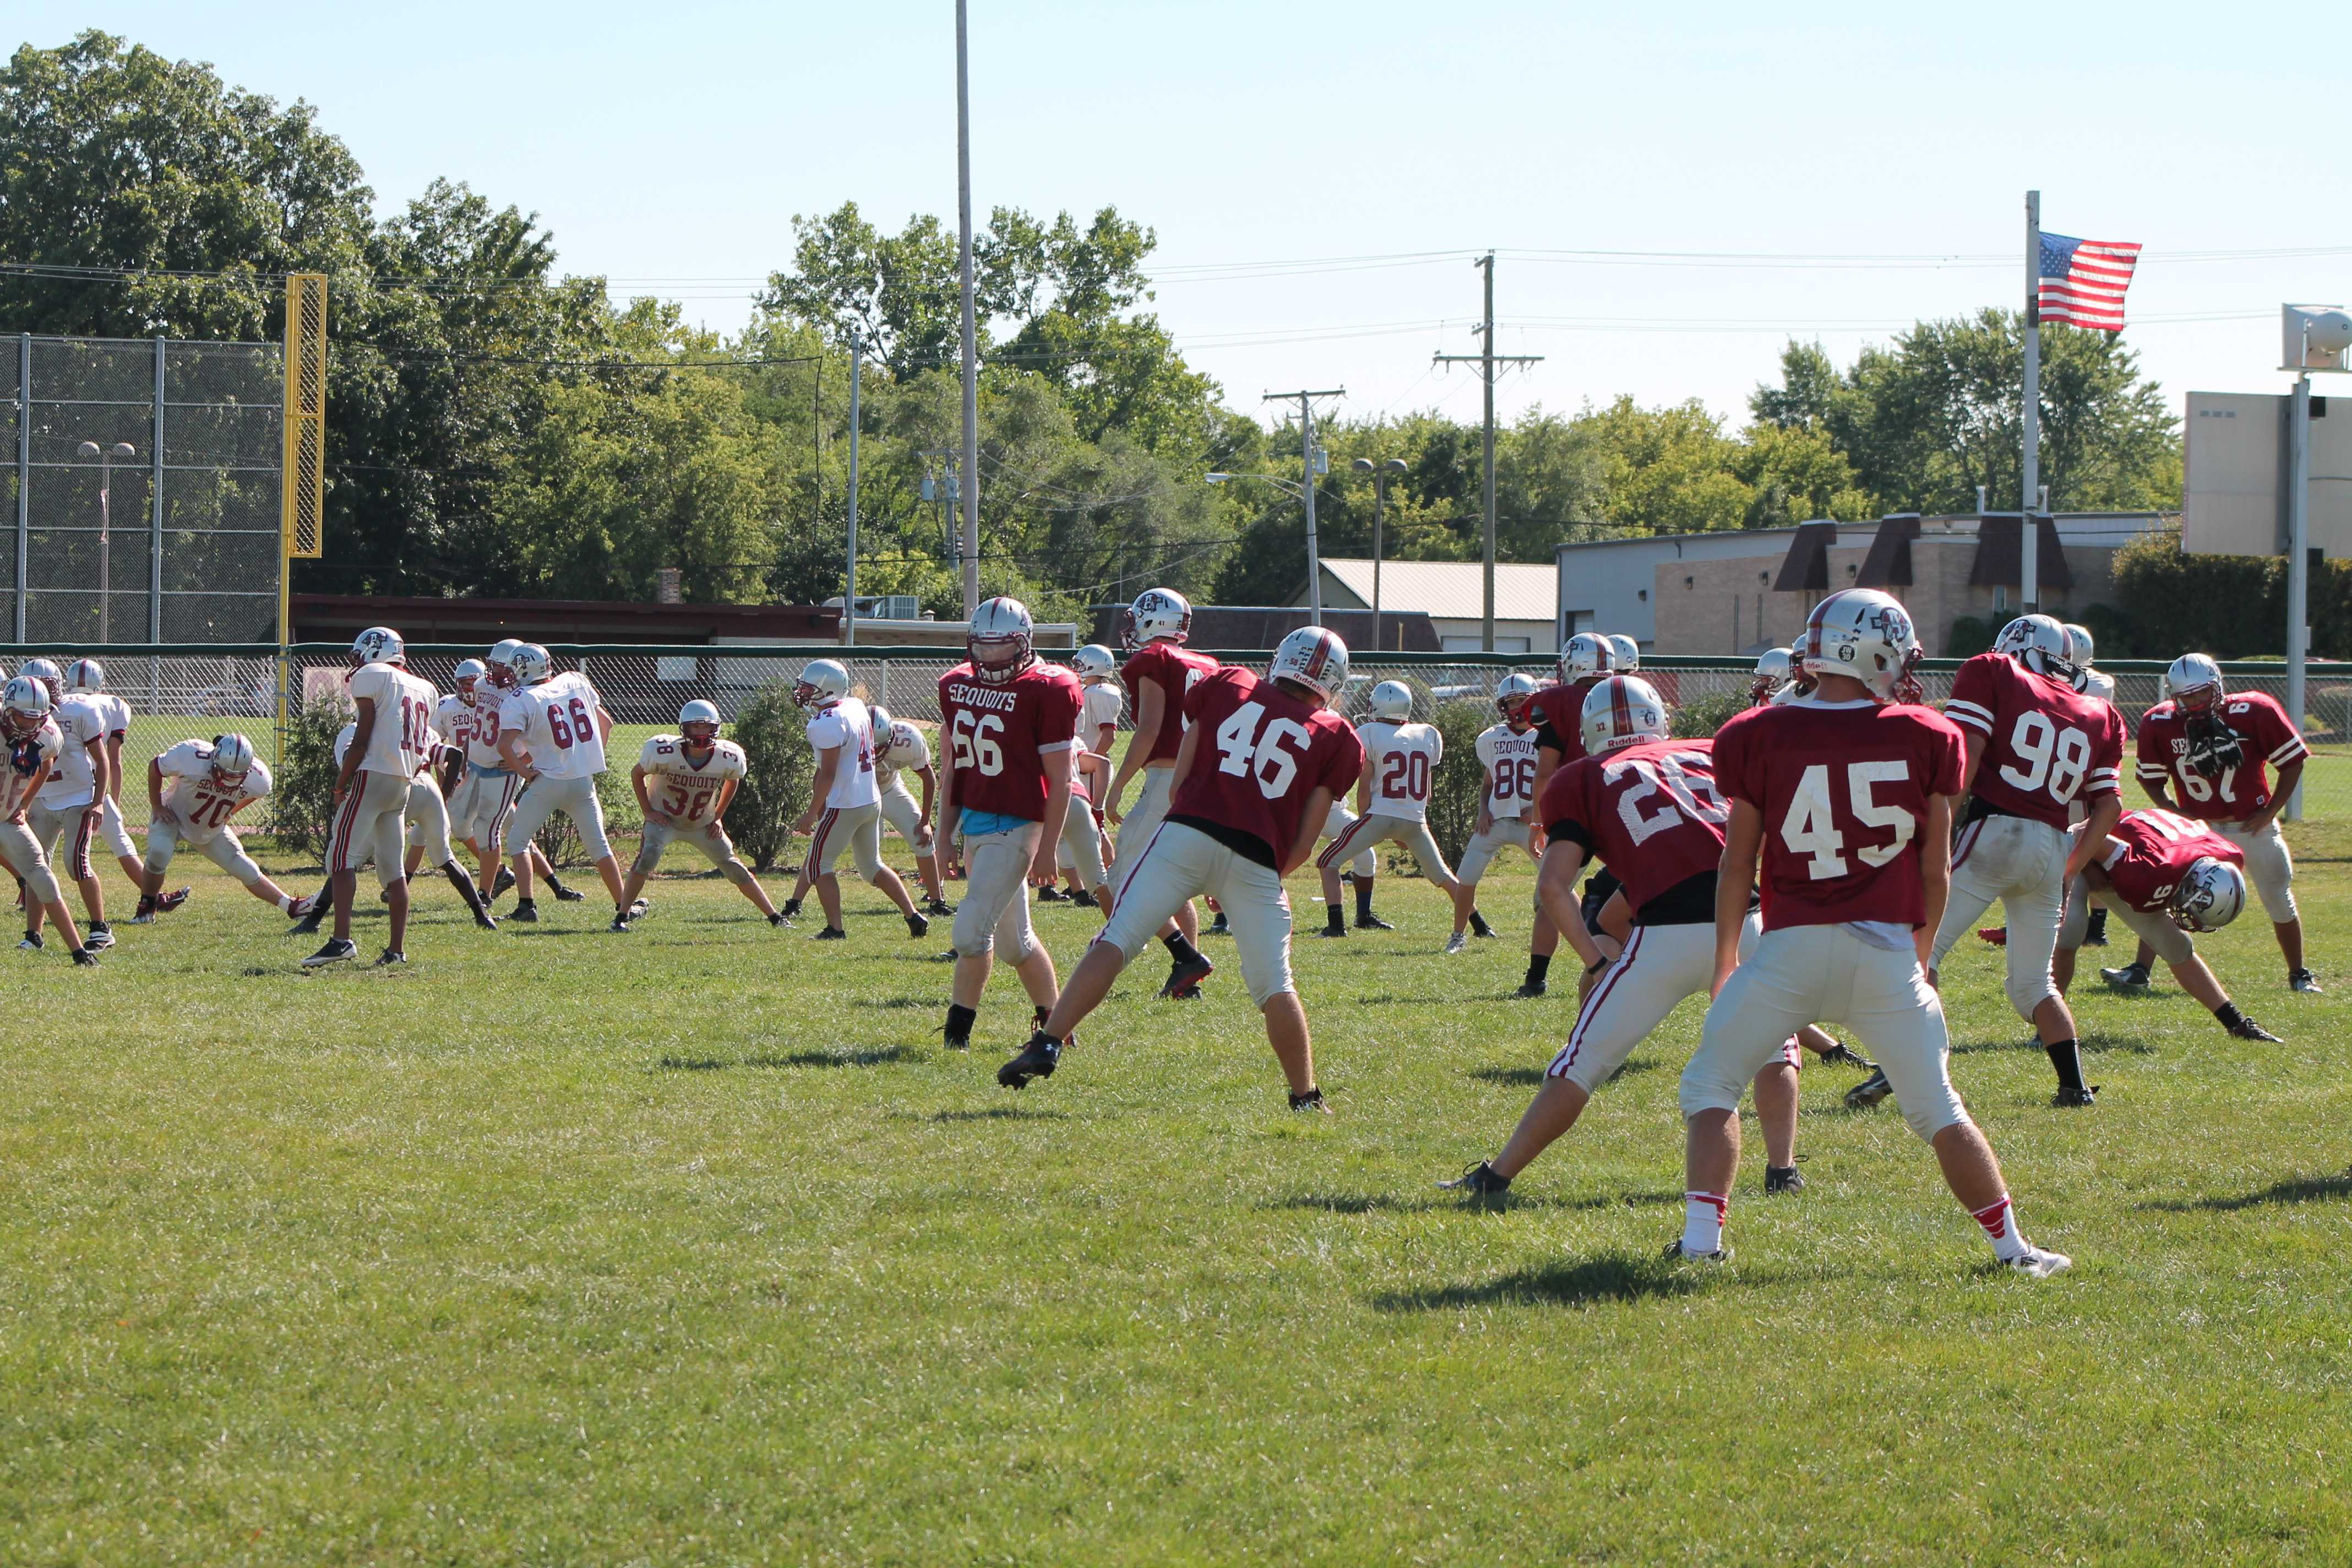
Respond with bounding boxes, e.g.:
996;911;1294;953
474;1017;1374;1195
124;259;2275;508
1844;1068;1893;1109
1513;979;1547;999
1444;932;1468;955
1661;1240;1730;1265
905;911;930;939
1765;1165;1805;1195
302;937;357;968
997;1033;1061;1088
1159;956;1214;999
127;910;155;926
1035;885;1069;903
1439;1161;1511;1196
71;948;99;967
769;911;791;928
609;913;631;933
372;950;407;968
814;926;848;941
15;932;40;951
291;909;324;936
2289;968;2323;993
288;894;320;920
491;866;516;899
1818;1041;1875;1071
2100;962;2150;990
1205;912;1231;937
508;902;538;923
1072;890;1099;908
1288;1087;1331;1114
1314;924;1348;939
1355;913;1396;932
475;911;499;931
2225;1014;2283;1042
922;897;957;918
2002;1244;2073;1279
630;898;651;918
2053;1084;2100;1108
1977;927;2008;947
552;885;587;903
83;926;113;952
157;888;190;914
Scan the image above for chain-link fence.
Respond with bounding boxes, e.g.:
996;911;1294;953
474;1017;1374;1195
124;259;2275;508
6;643;2349;839
6;335;282;646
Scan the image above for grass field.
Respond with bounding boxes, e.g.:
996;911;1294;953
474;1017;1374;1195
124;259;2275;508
6;799;2351;1564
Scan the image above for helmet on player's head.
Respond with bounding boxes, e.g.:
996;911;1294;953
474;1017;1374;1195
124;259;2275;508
351;627;404;667
17;657;60;703
1607;634;1641;673
793;658;851;709
1367;680;1414;722
484;638;526;689
452;657;487;696
1119;587;1191;651
1994;613;2076;680
678;699;721;744
1751;646;1796;705
2064;623;2095;667
1268;625;1349;707
1558;632;1616;683
2;676;47;737
1580;674;1668;755
868;704;895;734
1496;671;1541;726
967;596;1037;684
2166;652;2224;712
508;643;552;687
1801;589;1923;703
2168;855;2246;933
209;732;257;785
1072;644;1118;684
64;658;106;696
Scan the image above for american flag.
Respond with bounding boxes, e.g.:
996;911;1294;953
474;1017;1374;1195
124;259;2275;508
2037;232;2142;332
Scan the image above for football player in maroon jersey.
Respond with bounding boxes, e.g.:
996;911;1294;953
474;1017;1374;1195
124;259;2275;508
1915;614;2127;1107
2122;654;2317;993
1101;588;1221;998
1676;589;2070;1275
999;627;1366;1109
2051;808;2280;1041
936;598;1085;1054
1515;633;1617;998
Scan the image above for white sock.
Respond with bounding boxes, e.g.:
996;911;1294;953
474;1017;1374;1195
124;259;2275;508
1681;1191;1727;1255
276;893;293;912
1972;1195;2029;1261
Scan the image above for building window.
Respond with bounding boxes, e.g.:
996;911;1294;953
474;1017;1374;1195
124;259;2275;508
1994;586;2008;612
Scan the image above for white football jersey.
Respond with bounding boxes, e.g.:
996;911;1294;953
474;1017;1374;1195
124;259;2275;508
2080;667;2117;703
804;696;880;809
36;695;108;807
156;738;272;840
1081;682;1123;741
91;692;132;740
454;690;508;768
1474;722;1541;820
347;662;439;777
3;717;62;816
498;671;607;780
873;718;931;793
638;734;747;824
1358;718;1443;823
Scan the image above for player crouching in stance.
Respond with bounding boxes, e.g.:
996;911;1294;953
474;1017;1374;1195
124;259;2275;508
618;700;780;928
2054;809;2279;1042
1673;589;2070;1275
786;660;927;940
999;627;1366;1109
0;677;97;964
1314;680;1460;931
1446;671;1544;953
135;734;313;922
1445;675;1809;1199
939;598;1084;1053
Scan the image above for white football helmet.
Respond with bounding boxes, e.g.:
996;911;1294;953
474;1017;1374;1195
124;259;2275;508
1496;671;1542;725
2168;855;2246;933
452;657;487;694
509;644;552;687
62;657;105;695
678;699;722;741
1993;613;2075;679
2166;652;2224;712
1751;646;1796;705
1558;632;1617;683
351;626;404;667
1072;644;1118;684
1607;634;1641;673
1268;625;1349;706
2063;623;2095;667
967;596;1036;684
1367;679;1414;722
17;657;61;699
793;658;851;709
1800;589;1923;703
485;638;527;688
2;676;48;736
1580;674;1669;755
209;732;257;782
1121;587;1192;650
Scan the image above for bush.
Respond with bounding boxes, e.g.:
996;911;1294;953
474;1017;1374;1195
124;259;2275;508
1426;698;1495;867
1670;690;1745;741
723;679;815;871
1945;614;1997;658
265;693;353;861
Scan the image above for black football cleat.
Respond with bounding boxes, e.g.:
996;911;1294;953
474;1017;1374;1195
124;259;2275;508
508;901;539;924
2053;1084;2100;1108
372;950;408;969
1288;1087;1331;1114
1158;955;1213;999
2225;1014;2283;1042
1439;1160;1511;1196
770;911;792;928
814;926;848;941
1662;1239;1730;1265
1818;1042;1876;1071
997;1032;1061;1088
906;911;930;939
1354;913;1396;932
609;913;631;933
2100;962;2150;990
1765;1165;1805;1195
1071;890;1099;909
475;912;499;931
1512;979;1547;1000
1844;1068;1893;1109
1314;924;1348;939
1035;885;1069;903
551;884;587;903
71;948;100;967
923;897;956;918
491;865;516;899
1205;912;1231;937
2289;968;2323;994
291;909;324;936
302;937;357;968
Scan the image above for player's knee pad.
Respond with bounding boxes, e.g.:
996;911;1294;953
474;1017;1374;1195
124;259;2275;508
2005;968;2061;1022
23;864;61;906
1676;1054;1747;1122
1901;1090;1969;1143
719;859;755;889
630;844;663;879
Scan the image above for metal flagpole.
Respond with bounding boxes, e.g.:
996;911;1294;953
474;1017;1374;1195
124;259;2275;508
2021;190;2041;613
955;0;981;618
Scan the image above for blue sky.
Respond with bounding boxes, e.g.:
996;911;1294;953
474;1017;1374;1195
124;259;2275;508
17;2;2350;446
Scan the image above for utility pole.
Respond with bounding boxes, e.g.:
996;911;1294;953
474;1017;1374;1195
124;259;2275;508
1434;253;1542;650
844;334;862;648
1262;388;1344;621
2021;190;2041;613
955;0;981;617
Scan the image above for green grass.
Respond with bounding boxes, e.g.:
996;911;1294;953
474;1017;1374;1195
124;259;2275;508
4;825;2351;1565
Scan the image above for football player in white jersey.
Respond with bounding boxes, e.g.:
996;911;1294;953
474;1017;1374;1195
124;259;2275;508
23;678;116;950
1054;646;1125;911
1446;672;1545;954
135;734;313;921
60;660;148;902
1312;681;1460;933
310;627;437;968
494;642;633;925
432;647;580;911
618;700;783;929
322;717;496;930
0;677;96;963
786;660;927;940
872;706;953;916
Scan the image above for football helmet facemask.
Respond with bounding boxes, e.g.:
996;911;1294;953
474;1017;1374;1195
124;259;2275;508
209;732;258;787
678;698;722;745
2166;653;2224;713
793;659;851;709
2;676;48;738
1751;646;1796;705
350;627;404;667
1495;671;1542;727
967;597;1037;685
1801;589;1923;703
2168;856;2246;933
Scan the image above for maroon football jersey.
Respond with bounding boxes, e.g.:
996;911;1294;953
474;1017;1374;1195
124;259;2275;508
1541;737;1732;916
1169;666;1364;862
2133;690;2307;824
1941;652;2125;829
2099;808;2242;914
1712;698;1966;931
1530;676;1602;765
937;661;1082;822
1120;640;1220;765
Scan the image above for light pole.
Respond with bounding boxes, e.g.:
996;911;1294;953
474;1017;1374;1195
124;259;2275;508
76;440;137;644
1351;457;1408;654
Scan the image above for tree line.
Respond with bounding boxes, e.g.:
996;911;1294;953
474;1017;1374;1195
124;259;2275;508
4;32;2186;630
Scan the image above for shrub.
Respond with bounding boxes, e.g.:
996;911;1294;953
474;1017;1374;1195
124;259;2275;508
1671;690;1745;741
724;679;815;871
1427;697;1495;867
265;693;353;861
